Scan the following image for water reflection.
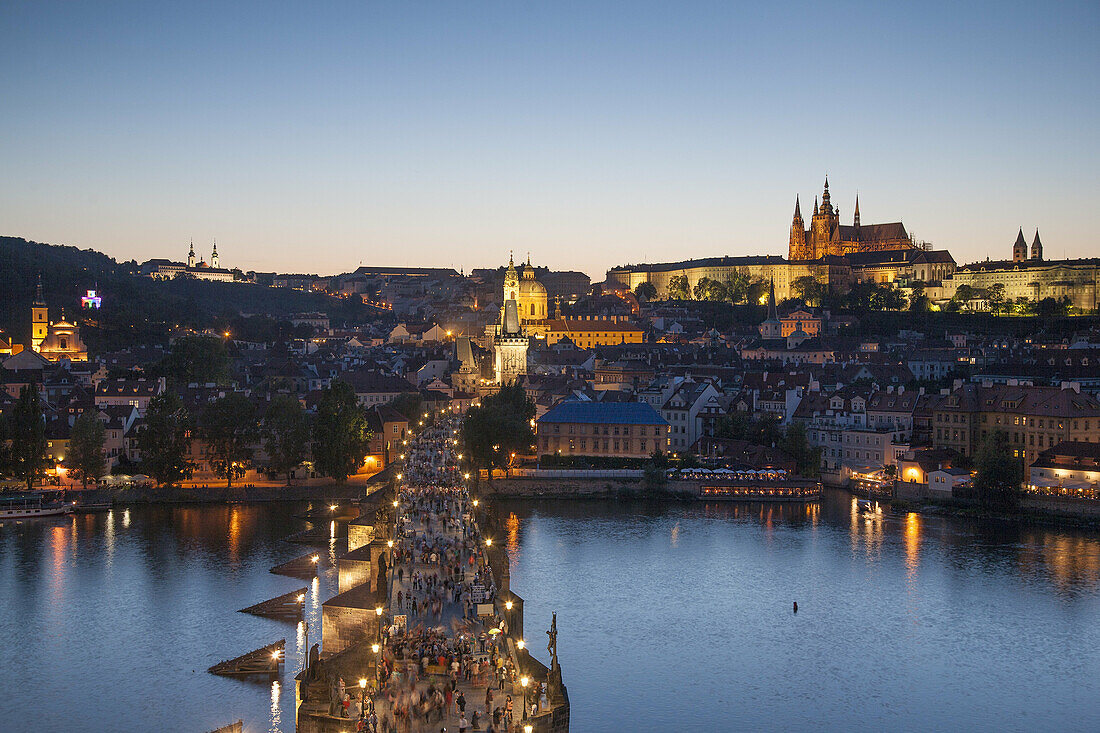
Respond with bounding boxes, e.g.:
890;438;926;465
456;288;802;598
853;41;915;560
497;492;1100;731
270;679;281;732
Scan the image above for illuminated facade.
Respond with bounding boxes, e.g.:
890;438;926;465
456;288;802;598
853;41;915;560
789;178;913;261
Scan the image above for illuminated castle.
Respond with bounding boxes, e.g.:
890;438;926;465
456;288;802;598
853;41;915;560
789;178;913;261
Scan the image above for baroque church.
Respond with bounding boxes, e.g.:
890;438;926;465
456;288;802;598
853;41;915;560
789;178;913;261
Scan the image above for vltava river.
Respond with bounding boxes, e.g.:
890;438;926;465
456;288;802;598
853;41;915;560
1;493;1099;732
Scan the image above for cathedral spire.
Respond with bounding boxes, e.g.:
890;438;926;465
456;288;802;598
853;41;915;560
853;194;860;227
813;196;819;216
1031;229;1043;261
821;176;832;213
793;195;802;221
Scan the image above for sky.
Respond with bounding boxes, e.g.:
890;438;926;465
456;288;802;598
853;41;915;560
1;0;1097;279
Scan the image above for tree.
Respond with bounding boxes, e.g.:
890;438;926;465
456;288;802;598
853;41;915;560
0;412;11;478
157;336;231;385
908;283;930;312
462;383;535;471
69;412;106;489
634;281;657;301
723;269;751;304
136;391;194;486
746;279;769;306
313;380;372;484
972;430;1021;510
1037;296;1070;318
201;392;260;488
792;276;827;307
263;395;311;484
779;422;821;478
693;277;727;302
10;384;47;489
667;275;690;300
986;283;1007;314
388;392;423;423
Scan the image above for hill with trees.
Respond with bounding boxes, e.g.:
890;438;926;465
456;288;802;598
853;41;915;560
0;236;379;350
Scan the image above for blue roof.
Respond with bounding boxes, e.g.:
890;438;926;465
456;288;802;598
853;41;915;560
538;400;668;426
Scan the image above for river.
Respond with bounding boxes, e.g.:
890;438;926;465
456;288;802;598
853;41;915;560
1;492;1098;732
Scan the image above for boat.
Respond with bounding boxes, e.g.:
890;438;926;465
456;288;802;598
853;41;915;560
856;497;878;514
0;494;75;519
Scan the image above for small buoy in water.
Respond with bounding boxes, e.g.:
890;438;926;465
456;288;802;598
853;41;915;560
793;601;798;613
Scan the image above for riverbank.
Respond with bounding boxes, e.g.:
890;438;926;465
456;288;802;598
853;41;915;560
62;465;397;506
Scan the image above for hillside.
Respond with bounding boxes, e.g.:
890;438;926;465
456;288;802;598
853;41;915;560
0;236;379;351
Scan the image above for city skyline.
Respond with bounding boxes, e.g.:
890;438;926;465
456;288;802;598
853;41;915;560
2;1;1097;277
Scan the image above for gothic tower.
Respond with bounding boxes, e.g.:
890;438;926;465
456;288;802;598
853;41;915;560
187;239;196;268
810;178;838;259
31;273;49;352
1030;230;1043;261
788;196;809;260
493;297;529;385
211;239;219;268
1012;228;1027;263
853;194;861;228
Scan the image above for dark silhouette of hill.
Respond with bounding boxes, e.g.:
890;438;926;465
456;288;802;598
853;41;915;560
0;236;373;351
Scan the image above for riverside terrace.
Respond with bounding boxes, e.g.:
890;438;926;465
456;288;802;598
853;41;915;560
294;417;569;733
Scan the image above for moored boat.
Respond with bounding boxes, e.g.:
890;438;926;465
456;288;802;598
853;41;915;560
0;494;75;519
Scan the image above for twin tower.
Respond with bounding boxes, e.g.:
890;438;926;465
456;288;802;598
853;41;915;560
1012;228;1043;263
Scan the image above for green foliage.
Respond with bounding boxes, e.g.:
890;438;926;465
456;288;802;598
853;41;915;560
844;281;906;311
633;282;658;301
157;336;231;385
667;275;690;300
313;379;372;484
714;411;783;447
262;395;311;484
986;283;1007;314
723;269;752;304
201;392;260;487
972;430;1021;509
778;421;821;478
693;277;728;302
388;392;424;423
69;412;107;488
1037;296;1071;318
792;276;827;307
746;280;769;306
461;384;535;471
10;385;47;489
136;392;194;486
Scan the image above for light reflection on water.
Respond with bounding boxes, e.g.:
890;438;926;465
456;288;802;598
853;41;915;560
2;495;1099;732
500;491;1100;732
0;502;338;733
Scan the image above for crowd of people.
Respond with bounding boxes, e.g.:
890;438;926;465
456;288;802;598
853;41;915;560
345;418;537;733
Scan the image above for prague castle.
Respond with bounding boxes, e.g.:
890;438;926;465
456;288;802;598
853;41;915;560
789;178;913;260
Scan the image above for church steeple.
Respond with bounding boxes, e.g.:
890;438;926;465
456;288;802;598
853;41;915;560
820;177;832;214
793;195;802;222
813;196;819;216
188;239;196;268
853;194;860;227
1012;228;1027;263
210;238;219;268
1031;230;1043;261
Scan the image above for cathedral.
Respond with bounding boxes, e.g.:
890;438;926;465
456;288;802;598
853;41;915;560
789;178;913;261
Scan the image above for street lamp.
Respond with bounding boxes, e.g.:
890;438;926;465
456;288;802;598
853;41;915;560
485;538;492;547
517;639;525;650
505;600;513;611
520;676;530;721
472;499;479;507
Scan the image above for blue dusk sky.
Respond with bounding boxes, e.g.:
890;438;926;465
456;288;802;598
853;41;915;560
1;1;1097;278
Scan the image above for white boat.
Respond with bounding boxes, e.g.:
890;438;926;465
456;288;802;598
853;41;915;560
0;495;74;519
